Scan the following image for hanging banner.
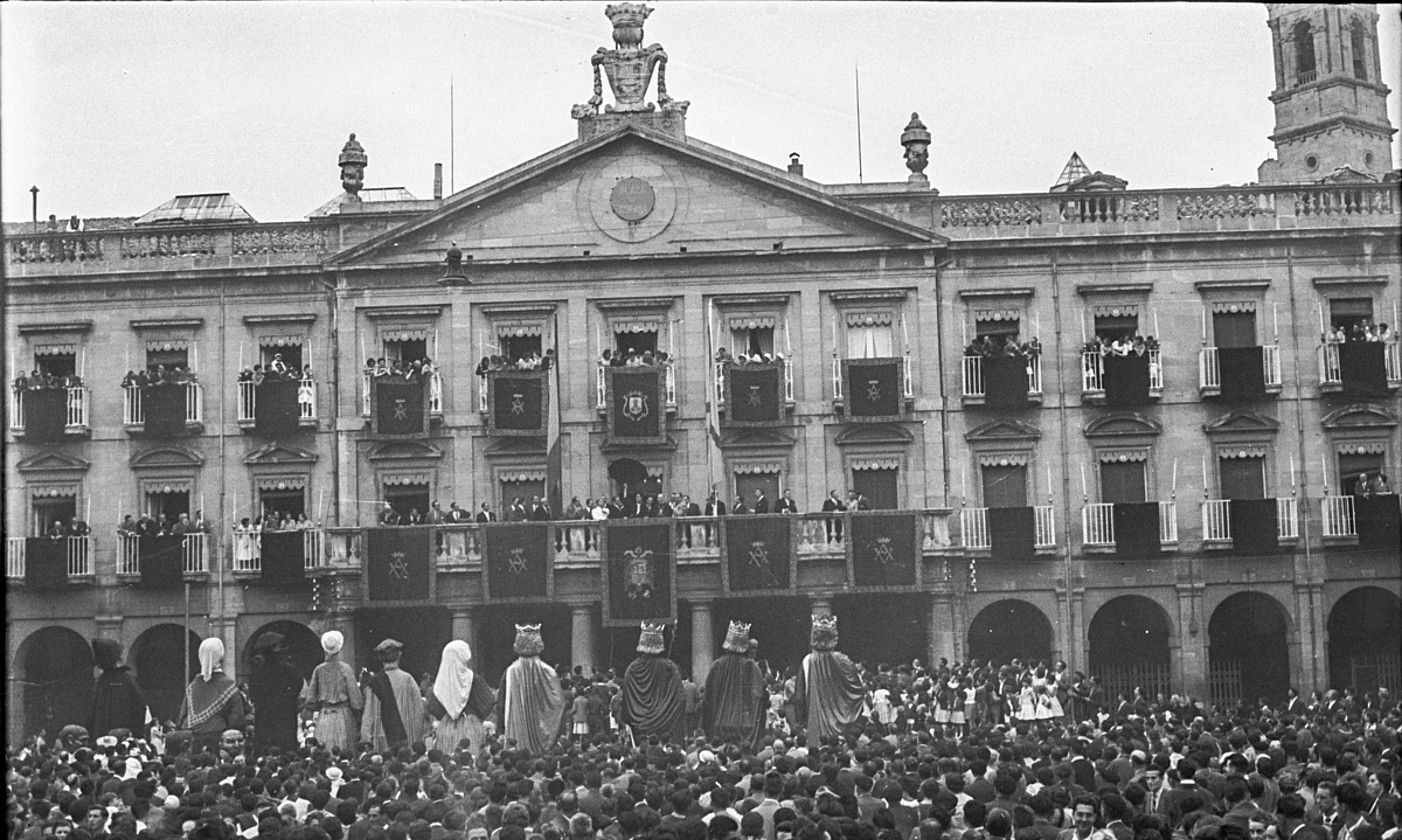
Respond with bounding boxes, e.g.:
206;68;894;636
487;370;548;436
1228;498;1278;553
606;367;666;444
725;364;783;426
983;356;1029;410
23;389;67;442
24;538;68;589
139;535;185;587
142;384;187;436
720;514;795;596
1217;347;1266;401
481;522;554;602
601;521;676;626
987;507;1036;562
1112;502;1162;557
255;379;301;437
845;511;920;590
843;358;903;419
1102;354;1151;407
259;531;307;585
373;378;428;436
364;526;433;602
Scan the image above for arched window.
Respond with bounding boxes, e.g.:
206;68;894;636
1351;21;1369;80
1294;20;1316;84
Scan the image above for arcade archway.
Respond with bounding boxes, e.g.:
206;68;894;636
16;626;93;739
1208;591;1290;706
967;599;1054;665
244;620;322;683
1088;595;1173;704
1328;587;1401;693
130;624;202;725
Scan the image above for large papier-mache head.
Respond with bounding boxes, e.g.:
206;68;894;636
514;623;544;656
810;614;839;651
637;621;667;654
722;620;752;654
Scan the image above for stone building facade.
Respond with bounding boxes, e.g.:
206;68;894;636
5;3;1400;740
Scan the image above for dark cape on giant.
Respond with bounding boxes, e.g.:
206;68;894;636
90;639;148;737
619;654;686;742
249;657;305;752
792;650;865;748
702;652;764;748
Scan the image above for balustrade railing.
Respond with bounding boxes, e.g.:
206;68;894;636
238;378;317;424
1318;342;1402;387
1;535;91;579
1080;350;1163;395
961;354;1043;399
9;386;89;434
5;537;23;578
1082;501;1178;548
231;529;324;573
1198;345;1282;392
1322;496;1357;538
123;382;203;426
1201;498;1298;543
959;506;1056;550
117;533;210;576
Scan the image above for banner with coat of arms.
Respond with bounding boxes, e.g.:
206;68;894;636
724;363;783;426
481;522;554;601
842;357;904;419
605;367;666;444
845;511;920;591
486;370;548;436
372;378;428;436
364;526;433;602
600;521;676;626
720;514;795;596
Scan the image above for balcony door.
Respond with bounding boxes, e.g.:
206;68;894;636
144;490;191;524
259;488;307;522
851;468;899;510
734;473;781;510
981;464;1028;509
1219;456;1266;500
1099;461;1147;503
32;496;77;537
1329;298;1374;334
35;352;76;380
386;484;431;522
1212;311;1257;348
1338;452;1384;495
259;343;304;372
847;323;893;359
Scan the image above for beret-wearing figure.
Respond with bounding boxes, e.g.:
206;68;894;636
361;639;426;752
792;615;865;748
702;620;765;749
618;622;686;743
496;624;564;754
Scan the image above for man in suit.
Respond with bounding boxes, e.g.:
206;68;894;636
774;490;799;514
475;502;497;524
732;497;750;515
752;489;771;513
378;502;401;527
507;497;528;521
529;496;552;521
448;502;469;523
821;490;844;544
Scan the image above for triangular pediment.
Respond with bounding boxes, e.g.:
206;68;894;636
1203;411;1281;435
367;440;444;461
835;423;914;447
717;427;797;450
966;418;1042;443
16;451;91;474
243;442;318;465
1084;413;1162;439
129;445;204;470
330;125;941;269
1322;404;1397;430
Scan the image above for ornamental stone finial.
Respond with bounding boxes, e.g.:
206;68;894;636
573;2;688;138
901;113;931;186
339;133;367;197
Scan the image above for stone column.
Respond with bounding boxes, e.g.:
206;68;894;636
571;605;595;675
95;616;124;643
210;616;239;683
691;601;714;682
928;593;958;666
450;607;476;651
1175;583;1208;699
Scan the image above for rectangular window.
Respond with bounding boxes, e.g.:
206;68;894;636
32;352;77;380
1092;314;1139;342
1338;452;1384;496
847;325;893;359
1329;298;1374;334
981;464;1028;508
32;496;77;537
614;330;659;357
384;338;428;365
1218;457;1266;500
851;468;899;510
500;480;545;515
144;489;191;525
975;317;1021;342
146;348;189;373
1212;311;1257;348
734;473;781;511
730;326;775;358
259;344;304;372
258;489;307;521
500;334;542;364
385;483;430;522
1099;461;1147;503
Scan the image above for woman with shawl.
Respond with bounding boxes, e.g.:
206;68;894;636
300;630;362;753
426;640;494;754
178;637;247;754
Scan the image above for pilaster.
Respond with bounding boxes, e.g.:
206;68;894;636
690;600;714;681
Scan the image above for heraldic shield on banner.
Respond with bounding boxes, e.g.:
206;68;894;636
481;522;554;602
724;363;783;426
842;358;904;419
372;378;428;436
600;521;676;626
365;526;433;602
845;511;920;591
605;367;666;445
486;369;548;436
720;514;796;596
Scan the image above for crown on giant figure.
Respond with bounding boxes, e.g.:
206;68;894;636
637;621;667;654
513;623;544;656
722;620;752;653
810;614;839;651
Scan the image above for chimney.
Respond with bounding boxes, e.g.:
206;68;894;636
70;215;80;231
434;163;443;200
787;153;804;177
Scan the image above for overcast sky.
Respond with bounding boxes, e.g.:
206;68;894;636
3;2;1400;224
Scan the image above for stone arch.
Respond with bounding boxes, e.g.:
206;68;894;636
1208;591;1291;706
1327;586;1401;694
243;620;322;683
14;626;93;739
967;599;1054;665
129;624;202;725
1088;595;1174;704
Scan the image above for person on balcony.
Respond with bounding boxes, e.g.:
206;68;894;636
233;518;258;570
377;502;400;527
68;516;90;537
476;502;497;523
752;489;771;514
822;490;844;544
731;496;750;515
46;518;66;539
565;498;588;552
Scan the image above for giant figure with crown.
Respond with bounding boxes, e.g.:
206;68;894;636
618;622;686;744
496;624;565;754
702;620;765;749
792;615;866;748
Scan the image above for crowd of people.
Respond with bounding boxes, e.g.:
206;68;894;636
9;619;1401;840
475;353;556;376
237;356;315;384
364;359;439;384
116;512;213;538
41;517;92;539
12;370;83;392
119;367;199;389
1080;335;1161;358
600;349;675;367
714;349;788;367
962;336;1042;362
1322;322;1394;346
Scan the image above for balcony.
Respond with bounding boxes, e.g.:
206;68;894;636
1318;342;1401;396
1323;495;1358;538
596;363;677;412
237;377;318;428
1080;350;1163;400
231;528;325;574
960;354;1043;404
833;355;914;405
123;383;203;430
714;359;795;409
959;506;1056;551
1198;345;1282;396
5;536;95;581
361;370;443;417
117;533;211;576
9;386;90;437
1081;501;1179;550
1201;498;1299;547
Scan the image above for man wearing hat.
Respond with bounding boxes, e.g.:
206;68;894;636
496;624;564;754
248;632;305;753
361;639;426;752
792;615;864;749
618;622;685;744
90;638;148;739
703;621;765;749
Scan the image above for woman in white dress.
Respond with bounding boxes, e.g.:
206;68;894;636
233;517;259;571
1017;677;1037;722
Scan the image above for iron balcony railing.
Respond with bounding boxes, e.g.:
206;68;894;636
960;354;1043;400
713;359;796;408
361;371;443;417
833;354;914;404
595;363;677;411
1081;501;1179;548
231;528;324;573
1201;498;1299;544
1198;345;1282;393
117;533;211;576
123;383;203;427
1317;342;1402;389
237;378;318;425
9;386;90;435
958;506;1056;551
4;536;95;580
1080;350;1164;396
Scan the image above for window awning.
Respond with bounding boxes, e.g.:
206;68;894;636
733;463;783;475
495;322;544;337
500;470;546;483
974;309;1020;322
144;479;193;494
382;473;431;487
257;335;303;348
851;458;900;472
728;316;777;330
978;453;1030;467
380;327;430;342
145;339;190;351
1096;450;1149;463
33;343;77;356
845;312;893;327
1092;304;1139;318
29;484;78;499
611;320;659;334
1218;446;1267;460
256;476;308;492
1335;441;1387;455
1210;301;1256;314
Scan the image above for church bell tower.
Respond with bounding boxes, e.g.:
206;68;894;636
1258;3;1395;183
